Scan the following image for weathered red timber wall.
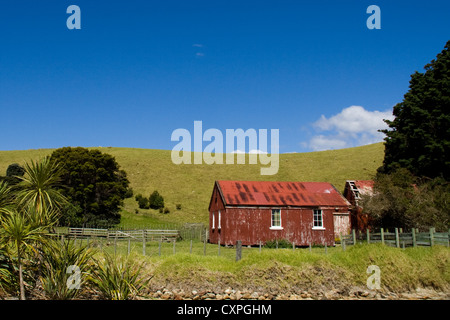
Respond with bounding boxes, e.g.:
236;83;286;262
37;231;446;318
209;206;338;247
209;184;225;245
333;212;351;237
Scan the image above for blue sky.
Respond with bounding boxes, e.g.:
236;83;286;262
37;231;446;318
1;0;449;153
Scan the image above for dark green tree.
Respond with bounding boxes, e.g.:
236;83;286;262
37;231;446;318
3;163;25;185
6;163;25;178
380;40;450;180
135;194;150;209
361;169;449;231
50;147;129;227
149;190;164;210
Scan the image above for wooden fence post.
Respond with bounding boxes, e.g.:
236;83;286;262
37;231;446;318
366;229;370;244
352;229;356;245
114;237;117;255
259;241;262;253
158;240;162;256
448;229;450;247
412;228;416;247
218;238;221;256
142;230;146;256
324;243;327;254
127;239;131;256
190;240;193;254
380;228;384;245
309;242;312;252
203;237;206;256
173;239;176;255
236;240;242;262
395;228;400;248
429;228;434;247
292;242;295;251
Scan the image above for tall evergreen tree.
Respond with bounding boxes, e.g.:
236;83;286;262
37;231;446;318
380;40;450;180
50;147;129;227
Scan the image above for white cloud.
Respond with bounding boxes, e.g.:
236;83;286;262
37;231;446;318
192;44;205;57
306;105;394;151
308;135;348;151
249;149;268;154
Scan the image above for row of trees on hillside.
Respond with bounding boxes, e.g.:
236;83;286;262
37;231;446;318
135;191;165;210
363;40;450;231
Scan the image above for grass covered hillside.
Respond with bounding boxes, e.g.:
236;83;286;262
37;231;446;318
0;143;384;227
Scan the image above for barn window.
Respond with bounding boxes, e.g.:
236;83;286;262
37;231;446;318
270;209;282;229
212;212;215;230
218;210;221;229
313;209;324;229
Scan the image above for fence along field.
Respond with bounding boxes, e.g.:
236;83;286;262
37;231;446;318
52;226;450;259
340;228;450;249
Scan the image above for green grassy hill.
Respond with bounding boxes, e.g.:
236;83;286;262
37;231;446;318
0;143;384;226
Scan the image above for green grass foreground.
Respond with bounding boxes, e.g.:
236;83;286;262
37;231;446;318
95;241;449;295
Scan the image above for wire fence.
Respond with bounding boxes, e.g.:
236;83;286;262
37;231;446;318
340;227;449;250
50;226;449;260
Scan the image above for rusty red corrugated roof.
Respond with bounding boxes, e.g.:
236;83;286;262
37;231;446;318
216;180;350;207
354;180;374;194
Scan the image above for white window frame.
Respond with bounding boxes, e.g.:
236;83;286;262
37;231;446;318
212;212;215;230
270;209;283;230
312;209;325;230
218;210;221;229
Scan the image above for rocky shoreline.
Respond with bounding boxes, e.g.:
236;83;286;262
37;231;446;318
147;286;449;300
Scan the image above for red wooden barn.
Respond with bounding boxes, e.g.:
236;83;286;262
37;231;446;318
343;180;374;232
208;180;351;247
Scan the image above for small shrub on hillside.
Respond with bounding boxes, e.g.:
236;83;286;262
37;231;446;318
124;188;134;198
149;190;164;209
138;198;150;209
135;194;149;209
176;204;182;210
164;207;170;214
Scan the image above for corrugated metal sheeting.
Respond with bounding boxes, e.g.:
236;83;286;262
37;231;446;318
209;180;352;246
344;180;375;232
216;180;350;208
